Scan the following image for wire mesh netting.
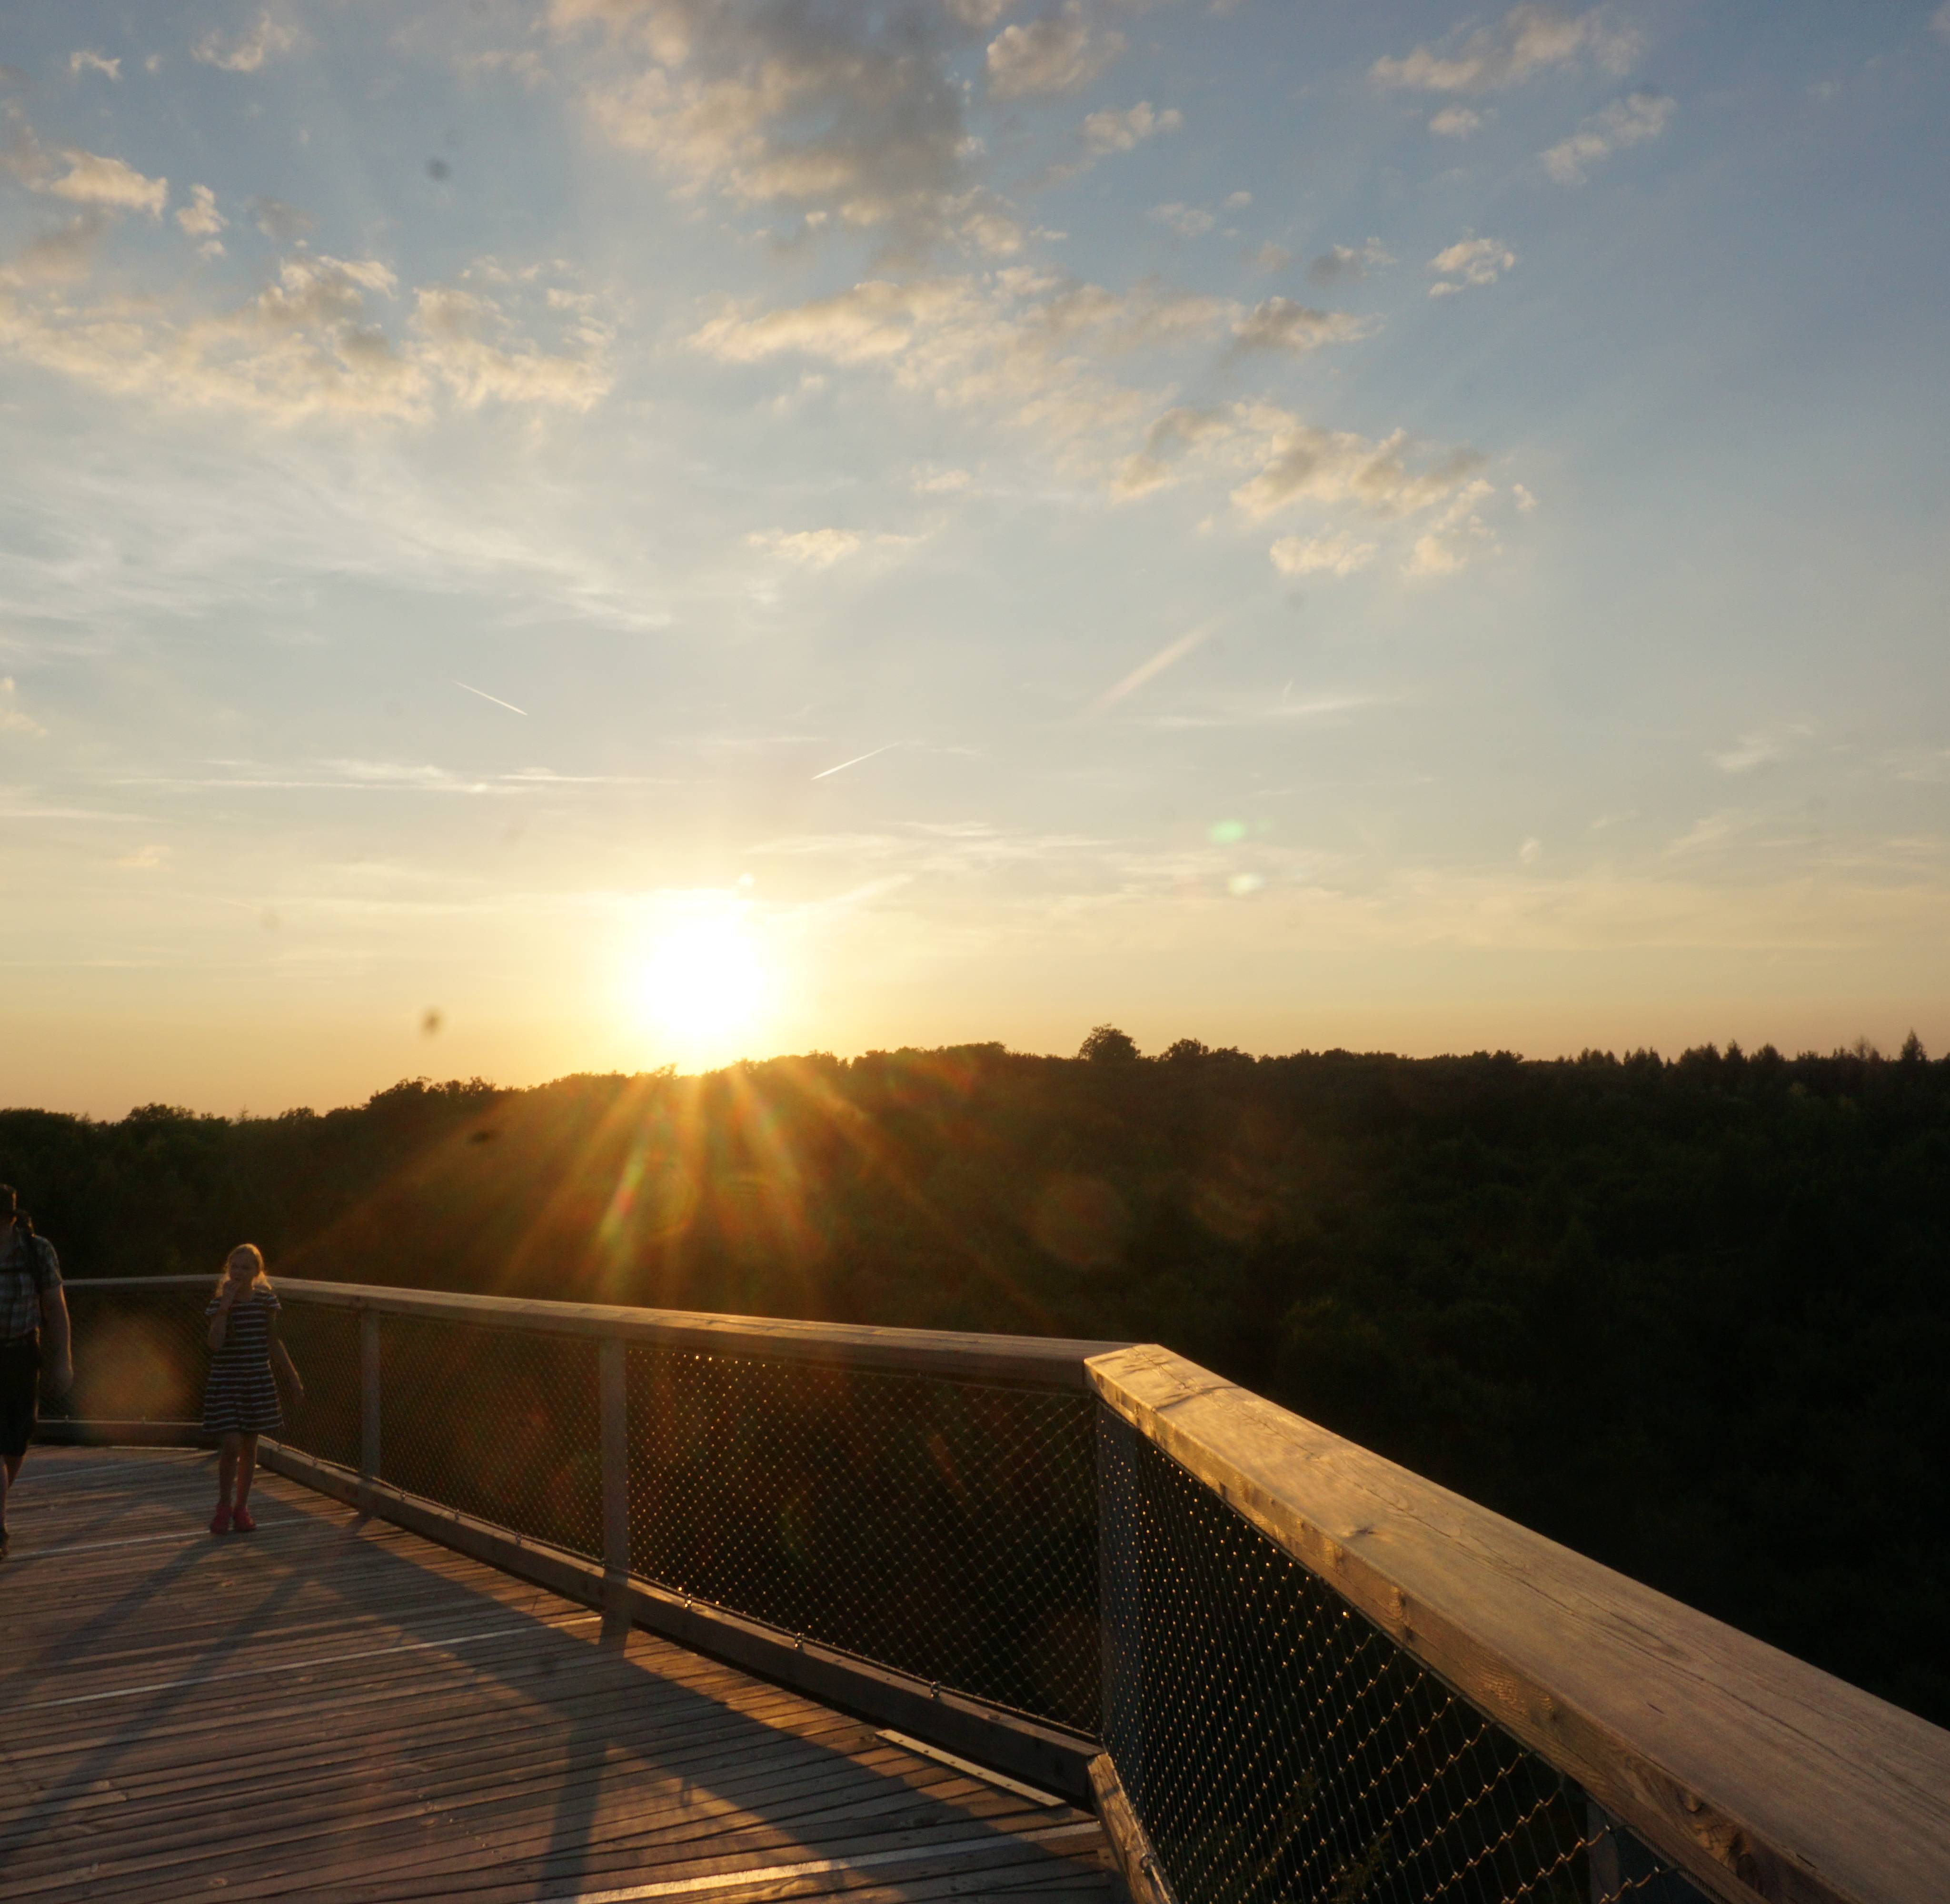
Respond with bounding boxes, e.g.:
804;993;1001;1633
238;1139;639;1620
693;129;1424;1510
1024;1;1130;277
373;1314;605;1560
50;1281;210;1423
53;1286;1099;1732
625;1347;1101;1734
1098;1409;1711;1904
275;1299;362;1468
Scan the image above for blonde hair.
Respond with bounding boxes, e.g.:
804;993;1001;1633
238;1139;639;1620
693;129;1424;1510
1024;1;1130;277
214;1243;272;1296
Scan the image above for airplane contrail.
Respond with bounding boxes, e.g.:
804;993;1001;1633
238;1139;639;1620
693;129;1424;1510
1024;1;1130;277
1090;623;1216;713
454;680;528;716
812;743;899;780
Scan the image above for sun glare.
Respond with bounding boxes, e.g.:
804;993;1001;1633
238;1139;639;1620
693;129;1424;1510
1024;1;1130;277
636;904;771;1067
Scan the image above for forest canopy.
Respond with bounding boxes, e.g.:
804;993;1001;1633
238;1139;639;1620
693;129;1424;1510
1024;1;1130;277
5;1034;1946;1727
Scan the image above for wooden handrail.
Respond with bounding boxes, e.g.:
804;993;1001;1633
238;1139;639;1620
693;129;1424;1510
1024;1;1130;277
1085;1344;1950;1904
60;1276;1128;1389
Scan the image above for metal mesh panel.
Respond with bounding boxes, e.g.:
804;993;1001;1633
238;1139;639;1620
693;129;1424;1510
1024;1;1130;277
275;1299;362;1468
625;1347;1100;1733
375;1314;605;1560
48;1282;209;1424
1099;1410;1711;1904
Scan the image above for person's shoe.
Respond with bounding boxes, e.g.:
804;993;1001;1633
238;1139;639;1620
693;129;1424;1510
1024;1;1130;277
231;1504;256;1533
209;1504;231;1536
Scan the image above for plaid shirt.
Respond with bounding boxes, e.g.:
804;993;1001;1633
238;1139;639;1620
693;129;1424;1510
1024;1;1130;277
0;1225;60;1339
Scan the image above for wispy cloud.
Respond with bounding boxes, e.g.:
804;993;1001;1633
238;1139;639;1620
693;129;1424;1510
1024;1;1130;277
692;271;1219;474
1149;202;1215;238
0;240;611;423
557;0;997;251
1269;532;1376;578
1405;478;1499;575
0;124;172;216
987;3;1126;99
1372;6;1638;94
0;420;673;664
1428;237;1516;296
192;12;298;74
1542;91;1675;184
1082;102;1182;156
1664;810;1755;857
747;528;863;568
0;678;47;737
1307;239;1394;288
1712;724;1811;774
1229;409;1486;523
0;784;143;821
1231;298;1375;354
176;184;226;241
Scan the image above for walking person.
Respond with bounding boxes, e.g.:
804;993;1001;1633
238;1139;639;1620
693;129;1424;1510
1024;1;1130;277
204;1245;303;1535
0;1185;72;1563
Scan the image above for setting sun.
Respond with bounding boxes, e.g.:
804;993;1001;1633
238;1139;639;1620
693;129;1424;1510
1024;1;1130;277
636;904;771;1067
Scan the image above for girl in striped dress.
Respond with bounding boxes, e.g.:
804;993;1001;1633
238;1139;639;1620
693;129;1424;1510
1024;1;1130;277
204;1245;304;1535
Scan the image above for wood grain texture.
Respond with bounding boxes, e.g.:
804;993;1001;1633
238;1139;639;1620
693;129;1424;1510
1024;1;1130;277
1086;1344;1950;1904
0;1448;1110;1903
1084;1756;1172;1904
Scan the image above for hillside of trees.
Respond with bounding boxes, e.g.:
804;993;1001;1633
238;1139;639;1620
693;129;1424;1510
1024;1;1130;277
5;1033;1946;1726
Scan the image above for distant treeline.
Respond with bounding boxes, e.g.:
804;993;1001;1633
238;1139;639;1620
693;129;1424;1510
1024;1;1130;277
5;1033;1947;1726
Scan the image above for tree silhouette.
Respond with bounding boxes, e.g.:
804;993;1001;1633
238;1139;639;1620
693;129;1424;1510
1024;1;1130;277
1078;1024;1140;1062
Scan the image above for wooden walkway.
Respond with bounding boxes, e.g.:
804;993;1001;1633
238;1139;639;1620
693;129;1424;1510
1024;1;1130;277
0;1449;1114;1904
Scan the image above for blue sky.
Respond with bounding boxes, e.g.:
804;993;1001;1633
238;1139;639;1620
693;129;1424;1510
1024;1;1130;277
2;1;1947;1114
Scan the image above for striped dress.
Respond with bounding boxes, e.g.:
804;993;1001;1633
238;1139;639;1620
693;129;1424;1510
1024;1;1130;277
203;1285;283;1434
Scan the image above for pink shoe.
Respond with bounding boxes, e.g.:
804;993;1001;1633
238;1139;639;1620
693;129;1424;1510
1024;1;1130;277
232;1505;257;1533
210;1504;231;1536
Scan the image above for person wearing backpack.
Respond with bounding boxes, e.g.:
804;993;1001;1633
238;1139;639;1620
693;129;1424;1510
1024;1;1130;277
0;1184;72;1563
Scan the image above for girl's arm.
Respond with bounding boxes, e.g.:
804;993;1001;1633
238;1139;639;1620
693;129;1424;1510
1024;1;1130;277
268;1311;305;1406
207;1289;237;1350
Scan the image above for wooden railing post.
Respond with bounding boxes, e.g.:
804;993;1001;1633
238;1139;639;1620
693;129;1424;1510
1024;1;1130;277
599;1335;629;1645
359;1309;382;1504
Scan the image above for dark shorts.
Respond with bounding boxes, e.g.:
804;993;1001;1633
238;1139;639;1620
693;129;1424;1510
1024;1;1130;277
0;1333;40;1461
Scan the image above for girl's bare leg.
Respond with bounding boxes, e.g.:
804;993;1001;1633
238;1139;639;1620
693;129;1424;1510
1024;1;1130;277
217;1435;240;1507
234;1434;259;1509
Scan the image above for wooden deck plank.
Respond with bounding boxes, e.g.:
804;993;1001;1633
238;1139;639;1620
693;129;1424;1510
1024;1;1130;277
0;1717;1056;1881
0;1449;1110;1904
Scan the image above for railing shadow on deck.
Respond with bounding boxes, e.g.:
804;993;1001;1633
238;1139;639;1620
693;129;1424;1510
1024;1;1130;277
5;1452;1097;1901
40;1275;1950;1904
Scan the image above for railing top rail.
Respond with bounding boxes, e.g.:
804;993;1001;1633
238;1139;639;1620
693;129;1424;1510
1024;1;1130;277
1086;1343;1950;1904
63;1275;1128;1388
63;1275;210;1287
